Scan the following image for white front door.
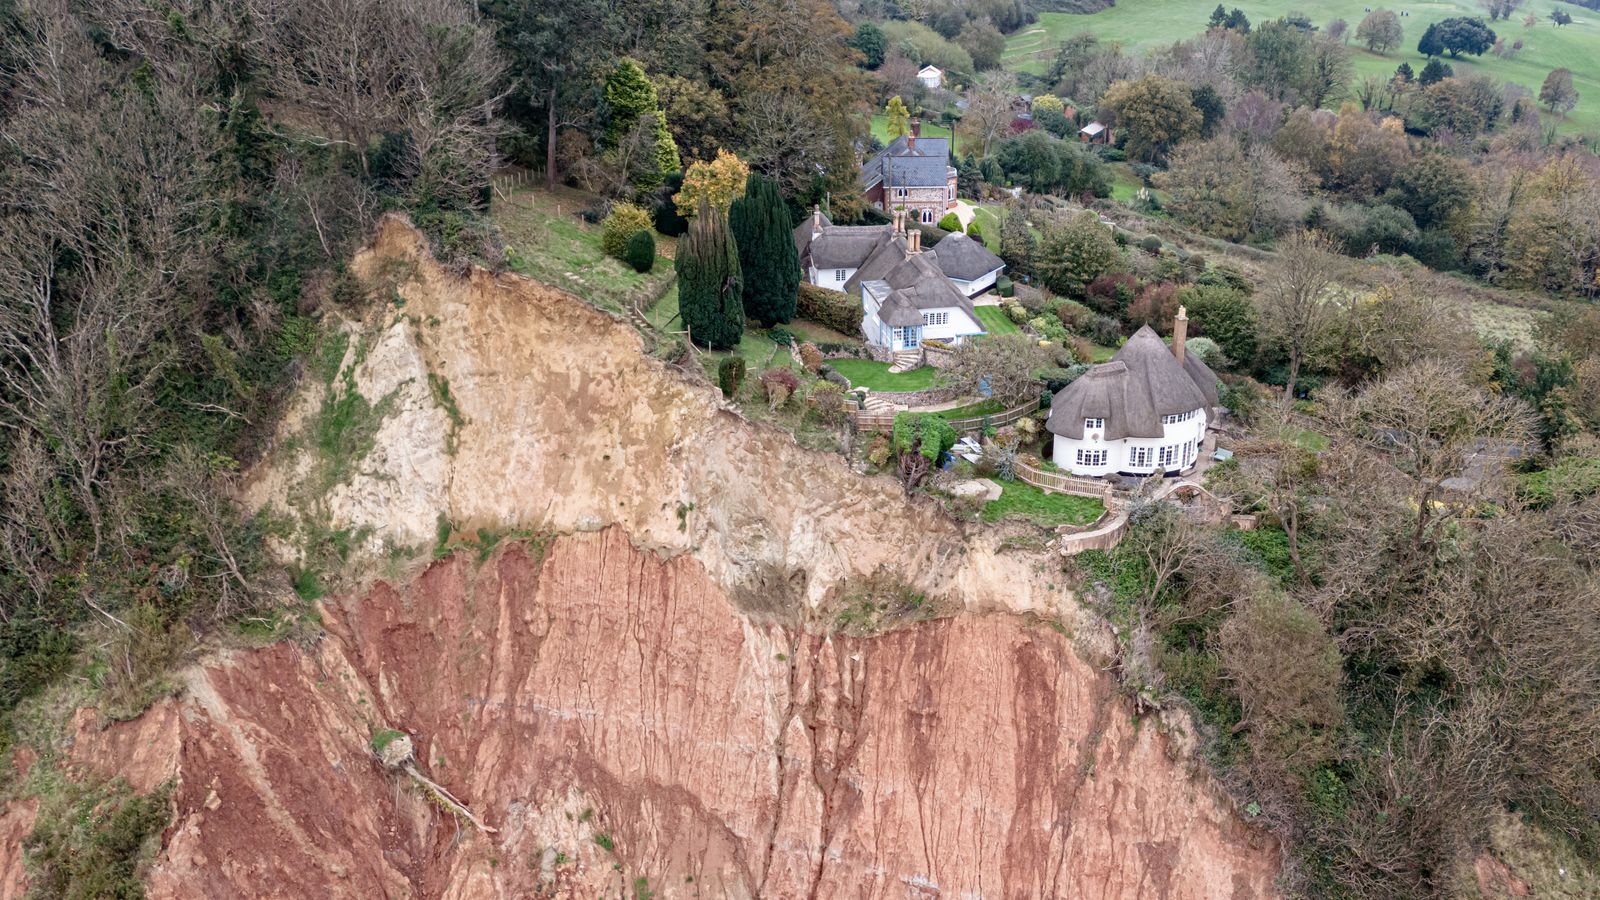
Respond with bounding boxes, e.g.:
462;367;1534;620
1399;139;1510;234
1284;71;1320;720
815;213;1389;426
893;326;921;349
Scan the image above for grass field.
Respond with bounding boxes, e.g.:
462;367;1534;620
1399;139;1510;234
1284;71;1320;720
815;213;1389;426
1004;0;1600;134
870;113;956;145
975;305;1020;334
494;187;674;315
981;479;1105;526
829;359;939;390
969;203;1006;240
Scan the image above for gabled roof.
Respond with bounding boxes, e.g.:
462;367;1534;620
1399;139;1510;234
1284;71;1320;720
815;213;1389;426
843;231;910;294
927;233;1005;282
919;64;942;75
808;224;894;270
867;253;979;328
1045;326;1218;441
861;135;952;189
793;211;832;266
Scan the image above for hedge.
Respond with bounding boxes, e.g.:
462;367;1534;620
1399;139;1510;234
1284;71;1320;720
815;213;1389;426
797;283;862;337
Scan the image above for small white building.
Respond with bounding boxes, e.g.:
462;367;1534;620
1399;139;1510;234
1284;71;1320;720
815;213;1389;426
917;65;943;90
1045;310;1218;477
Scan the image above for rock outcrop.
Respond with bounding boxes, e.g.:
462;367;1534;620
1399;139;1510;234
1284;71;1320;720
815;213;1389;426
0;218;1281;897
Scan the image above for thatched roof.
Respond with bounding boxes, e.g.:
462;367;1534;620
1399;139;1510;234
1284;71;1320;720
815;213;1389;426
1046;326;1218;441
867;252;979;329
927;233;1004;282
809;225;894;270
793;210;832;265
843;231;909;294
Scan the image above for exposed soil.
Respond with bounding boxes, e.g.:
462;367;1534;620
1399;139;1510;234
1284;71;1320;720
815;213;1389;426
0;218;1284;897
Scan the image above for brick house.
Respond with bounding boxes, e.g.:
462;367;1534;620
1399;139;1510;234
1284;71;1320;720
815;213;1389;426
860;121;957;226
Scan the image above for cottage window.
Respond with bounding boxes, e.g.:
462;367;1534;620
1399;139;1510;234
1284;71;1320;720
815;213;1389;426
1130;446;1151;468
922;311;948;326
921;208;934;224
1076;449;1107;467
948;186;955;200
835;269;847;282
1084;417;1104;431
1159;445;1177;467
894;187;908;198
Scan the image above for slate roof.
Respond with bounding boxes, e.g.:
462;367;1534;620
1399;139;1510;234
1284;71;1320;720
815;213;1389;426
808;224;895;270
861;135;953;190
868;253;979;329
1046;326;1218;441
927;233;1005;282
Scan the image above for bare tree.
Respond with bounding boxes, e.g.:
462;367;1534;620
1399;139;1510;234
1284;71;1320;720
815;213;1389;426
934;333;1047;404
1324;359;1533;562
1257;230;1341;410
958;74;1016;158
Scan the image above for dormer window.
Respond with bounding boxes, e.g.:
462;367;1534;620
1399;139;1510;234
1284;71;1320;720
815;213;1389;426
1084;417;1104;431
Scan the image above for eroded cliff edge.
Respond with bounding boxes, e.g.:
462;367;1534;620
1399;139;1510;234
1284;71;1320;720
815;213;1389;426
0;217;1279;897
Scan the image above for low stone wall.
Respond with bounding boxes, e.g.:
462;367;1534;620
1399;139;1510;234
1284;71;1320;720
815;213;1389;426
864;385;961;407
923;344;957;369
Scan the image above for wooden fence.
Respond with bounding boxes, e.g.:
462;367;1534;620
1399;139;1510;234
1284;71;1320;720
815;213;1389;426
853;398;1040;434
1014;461;1118;502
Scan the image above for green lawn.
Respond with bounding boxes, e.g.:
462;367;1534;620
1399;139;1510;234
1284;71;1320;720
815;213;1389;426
829;359;938;391
788;317;864;346
974;305;1020;334
981;479;1105;527
935;397;1010;420
493;187;674;314
1005;0;1600;134
968;203;1006;240
869;113;956;145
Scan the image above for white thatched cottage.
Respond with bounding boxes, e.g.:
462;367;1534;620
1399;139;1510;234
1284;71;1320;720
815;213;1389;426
1045;309;1218;477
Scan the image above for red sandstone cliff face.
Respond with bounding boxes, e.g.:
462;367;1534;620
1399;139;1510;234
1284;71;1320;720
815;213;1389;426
6;530;1277;898
0;220;1282;896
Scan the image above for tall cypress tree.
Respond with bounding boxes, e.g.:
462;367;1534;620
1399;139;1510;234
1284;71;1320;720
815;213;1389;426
678;199;744;350
728;174;799;328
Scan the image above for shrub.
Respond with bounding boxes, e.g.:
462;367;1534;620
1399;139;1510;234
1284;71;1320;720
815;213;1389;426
1085;272;1137;315
760;366;800;409
1139;234;1163;253
717;356;746;399
1040;364;1090;393
995;274;1012;296
768;325;796;346
25;776;173;900
600;203;650;260
866;433;893;467
892;412;958;462
798;341;823;372
1054;298;1096;331
796;283;862;336
1183;336;1221;363
1127;281;1178;332
807;380;848;425
623;229;656;273
1196;264;1252;293
1087;314;1123;347
579;202;608;225
937;212;963;232
1004;301;1030;324
1068;336;1096;364
1029;315;1072;344
967;223;985;245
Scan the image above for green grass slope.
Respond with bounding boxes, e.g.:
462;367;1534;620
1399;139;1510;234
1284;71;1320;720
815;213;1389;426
1005;0;1599;133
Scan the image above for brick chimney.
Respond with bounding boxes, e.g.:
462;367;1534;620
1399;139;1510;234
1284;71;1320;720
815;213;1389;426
908;230;921;254
1173;305;1188;362
910;117;922;138
811;205;822;237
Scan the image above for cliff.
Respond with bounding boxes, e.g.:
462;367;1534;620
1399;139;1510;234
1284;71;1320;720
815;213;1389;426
0;217;1279;897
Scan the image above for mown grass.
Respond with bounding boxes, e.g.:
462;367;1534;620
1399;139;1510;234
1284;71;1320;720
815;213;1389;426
828;358;939;390
980;478;1104;526
869;113;955;144
935;397;1010;420
1005;1;1599;133
975;305;1020;334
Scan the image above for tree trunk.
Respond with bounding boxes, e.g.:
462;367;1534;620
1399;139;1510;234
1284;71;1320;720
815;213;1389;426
545;87;558;192
1282;352;1301;412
